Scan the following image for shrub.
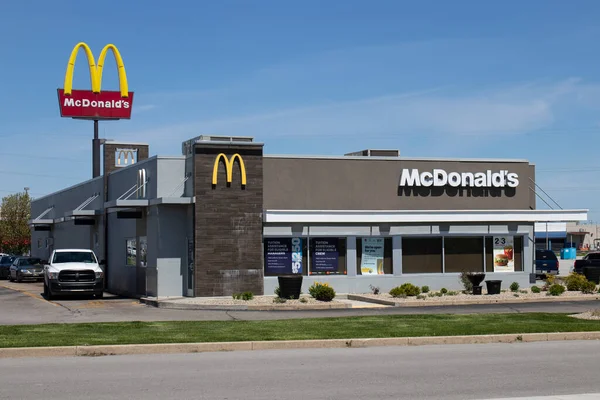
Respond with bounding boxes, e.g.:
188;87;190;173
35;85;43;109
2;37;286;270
369;284;380;295
531;285;541;293
440;288;448;294
580;281;596;294
510;282;519;292
241;291;254;301
416;295;426;300
232;293;241;300
421;286;430;293
299;297;308;303
519;290;528;294
564;272;588;291
309;282;336;302
513;293;519;297
547;284;565;296
542;274;556;291
427;292;436;298
459;271;473;293
389;283;421;297
273;297;287;304
435;292;443;297
446;291;459;296
274;287;281;298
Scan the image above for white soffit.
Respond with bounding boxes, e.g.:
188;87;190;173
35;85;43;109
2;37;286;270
264;210;588;224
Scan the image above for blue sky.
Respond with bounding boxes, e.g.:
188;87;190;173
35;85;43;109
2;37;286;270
1;0;600;219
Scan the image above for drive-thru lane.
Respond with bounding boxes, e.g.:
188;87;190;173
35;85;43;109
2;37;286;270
1;281;600;325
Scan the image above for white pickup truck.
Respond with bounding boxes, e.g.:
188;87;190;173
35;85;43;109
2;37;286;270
43;249;105;300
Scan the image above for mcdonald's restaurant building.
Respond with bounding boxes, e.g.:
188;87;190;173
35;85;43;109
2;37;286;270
29;136;587;298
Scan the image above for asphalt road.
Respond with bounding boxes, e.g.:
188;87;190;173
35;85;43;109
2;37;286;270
1;281;600;325
1;341;599;399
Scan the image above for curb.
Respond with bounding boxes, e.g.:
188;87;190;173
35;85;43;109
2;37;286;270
2;331;600;359
348;294;600;307
139;298;351;311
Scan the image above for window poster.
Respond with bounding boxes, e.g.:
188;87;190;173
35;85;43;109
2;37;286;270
311;238;340;274
493;236;514;272
264;238;303;275
361;238;385;275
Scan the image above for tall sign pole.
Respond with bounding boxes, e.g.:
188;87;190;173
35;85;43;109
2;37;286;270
93;119;100;177
57;42;134;179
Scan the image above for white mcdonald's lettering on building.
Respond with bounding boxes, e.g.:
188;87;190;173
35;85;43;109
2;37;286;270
399;169;519;188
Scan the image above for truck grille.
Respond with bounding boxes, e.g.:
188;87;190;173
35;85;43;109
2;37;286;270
58;270;95;282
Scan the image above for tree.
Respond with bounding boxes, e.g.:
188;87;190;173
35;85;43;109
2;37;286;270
0;192;31;255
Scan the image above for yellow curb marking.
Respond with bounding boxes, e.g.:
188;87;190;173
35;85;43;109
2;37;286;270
0;282;59;307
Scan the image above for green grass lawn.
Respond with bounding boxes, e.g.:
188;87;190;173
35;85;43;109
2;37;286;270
1;313;599;348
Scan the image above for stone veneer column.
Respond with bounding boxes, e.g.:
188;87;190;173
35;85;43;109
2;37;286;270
193;142;264;297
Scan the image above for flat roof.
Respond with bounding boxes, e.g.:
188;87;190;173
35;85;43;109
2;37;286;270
263;154;531;163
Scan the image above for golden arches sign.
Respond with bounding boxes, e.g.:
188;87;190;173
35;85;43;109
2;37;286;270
116;149;136;166
212;153;247;186
63;42;129;98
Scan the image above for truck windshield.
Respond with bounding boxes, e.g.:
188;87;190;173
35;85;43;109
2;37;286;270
52;252;97;264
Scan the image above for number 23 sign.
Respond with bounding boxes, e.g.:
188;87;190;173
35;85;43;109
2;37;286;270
493;236;514;272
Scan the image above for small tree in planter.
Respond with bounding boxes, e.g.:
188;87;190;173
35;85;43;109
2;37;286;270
460;270;486;295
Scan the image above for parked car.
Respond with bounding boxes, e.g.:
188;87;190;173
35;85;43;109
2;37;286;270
0;255;15;279
574;252;600;274
43;249;105;300
8;257;44;282
535;249;559;276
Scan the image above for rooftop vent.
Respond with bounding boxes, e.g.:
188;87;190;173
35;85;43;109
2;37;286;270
344;149;400;157
181;135;255;155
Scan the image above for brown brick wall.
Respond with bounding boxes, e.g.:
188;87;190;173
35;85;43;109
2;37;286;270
193;144;264;297
103;143;149;201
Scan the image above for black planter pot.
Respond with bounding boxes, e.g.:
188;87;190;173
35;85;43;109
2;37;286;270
278;275;303;299
485;280;502;295
466;273;486;288
472;285;483;295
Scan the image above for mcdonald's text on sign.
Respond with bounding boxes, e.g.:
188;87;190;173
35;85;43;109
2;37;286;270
57;42;134;120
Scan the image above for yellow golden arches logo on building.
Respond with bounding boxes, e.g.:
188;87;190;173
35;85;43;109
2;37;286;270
212;153;247;186
63;42;129;98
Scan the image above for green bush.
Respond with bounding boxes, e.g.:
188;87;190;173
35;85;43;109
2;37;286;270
440;288;448;294
273;297;287;304
421;286;430;293
299;297;308;303
510;282;519;292
459;271;473;293
547;284;566;296
274;287;281;298
309;282;336;302
427;292;436;298
580;281;596;294
416;295;426;300
389;283;421;297
564;272;588;291
241;291;254;301
232;293;241;300
531;285;541;293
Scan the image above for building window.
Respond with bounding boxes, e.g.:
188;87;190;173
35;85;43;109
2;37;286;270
308;237;347;275
485;236;524;272
263;237;307;276
37;239;42;249
402;237;443;274
139;236;147;267
126;238;136;266
444;237;484;273
357;237;393;275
